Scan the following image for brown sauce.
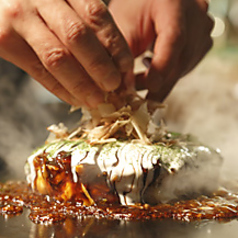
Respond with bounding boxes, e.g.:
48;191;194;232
1;180;238;225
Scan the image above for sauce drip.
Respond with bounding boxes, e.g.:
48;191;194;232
1;180;238;224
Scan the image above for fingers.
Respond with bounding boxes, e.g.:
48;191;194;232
135;0;186;95
145;24;186;93
36;0;133;92
147;21;213;103
0;0;134;108
143;0;214;102
36;0;122;93
0;1;105;107
18;15;105;107
0;27;90;105
69;0;134;73
0;32;78;105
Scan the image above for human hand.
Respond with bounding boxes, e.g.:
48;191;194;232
109;0;214;102
0;0;133;107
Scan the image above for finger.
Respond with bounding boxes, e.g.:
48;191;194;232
134;56;152;91
146;71;178;103
145;3;187;93
135;73;147;91
180;36;213;78
145;1;213;102
36;0;122;92
0;28;81;106
69;0;134;73
177;9;214;77
146;51;185;103
14;13;104;108
146;31;213;103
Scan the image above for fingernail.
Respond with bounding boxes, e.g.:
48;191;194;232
102;71;121;91
142;57;152;68
86;91;104;108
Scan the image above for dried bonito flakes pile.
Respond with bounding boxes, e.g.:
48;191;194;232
47;90;167;145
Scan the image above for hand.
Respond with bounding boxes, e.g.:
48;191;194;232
0;0;133;107
109;0;214;102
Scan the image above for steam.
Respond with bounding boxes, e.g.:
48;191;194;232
0;60;78;179
164;55;238;180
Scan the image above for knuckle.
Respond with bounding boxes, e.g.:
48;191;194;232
30;60;51;82
5;1;23;19
42;48;69;69
97;26;133;72
65;21;88;44
87;1;107;18
99;24;125;52
86;1;108;25
104;30;119;50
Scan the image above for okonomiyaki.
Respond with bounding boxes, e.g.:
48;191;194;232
25;92;223;206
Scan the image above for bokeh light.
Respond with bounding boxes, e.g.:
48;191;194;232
211;16;226;38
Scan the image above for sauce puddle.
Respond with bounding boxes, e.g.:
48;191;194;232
1;180;238;224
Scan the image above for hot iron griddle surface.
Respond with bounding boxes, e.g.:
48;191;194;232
1;211;238;238
1;173;238;238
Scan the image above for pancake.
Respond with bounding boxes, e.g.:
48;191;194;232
25;133;222;206
24;94;223;206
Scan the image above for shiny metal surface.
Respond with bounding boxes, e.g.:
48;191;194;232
1;172;238;238
1;209;238;238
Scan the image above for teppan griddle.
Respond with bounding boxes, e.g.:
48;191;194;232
1;210;238;238
1;172;238;238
